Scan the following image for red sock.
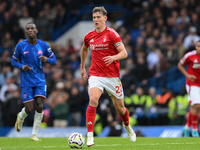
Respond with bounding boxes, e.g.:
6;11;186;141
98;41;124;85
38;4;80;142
191;113;199;130
86;105;96;132
186;112;192;127
119;108;129;126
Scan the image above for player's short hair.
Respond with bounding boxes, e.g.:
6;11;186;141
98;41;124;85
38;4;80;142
25;22;37;29
92;6;107;16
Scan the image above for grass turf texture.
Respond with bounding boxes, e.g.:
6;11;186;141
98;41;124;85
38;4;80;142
0;137;200;150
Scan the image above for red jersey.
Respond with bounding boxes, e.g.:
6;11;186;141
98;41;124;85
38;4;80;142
180;50;200;87
84;26;123;77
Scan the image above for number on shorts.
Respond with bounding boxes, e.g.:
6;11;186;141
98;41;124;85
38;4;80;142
115;85;122;94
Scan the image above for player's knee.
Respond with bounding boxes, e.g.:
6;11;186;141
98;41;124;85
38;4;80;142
25;105;34;114
89;96;99;107
36;103;43;112
116;106;125;115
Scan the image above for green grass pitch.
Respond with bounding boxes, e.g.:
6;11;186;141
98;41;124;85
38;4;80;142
0;137;200;150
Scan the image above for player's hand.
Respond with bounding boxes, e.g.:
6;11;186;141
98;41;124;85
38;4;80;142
80;67;88;80
103;55;115;66
187;74;196;82
22;65;32;71
39;56;47;62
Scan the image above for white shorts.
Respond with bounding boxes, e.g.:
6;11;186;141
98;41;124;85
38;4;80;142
88;76;124;99
186;84;200;105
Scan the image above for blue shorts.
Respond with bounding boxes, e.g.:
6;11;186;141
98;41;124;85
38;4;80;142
21;86;47;103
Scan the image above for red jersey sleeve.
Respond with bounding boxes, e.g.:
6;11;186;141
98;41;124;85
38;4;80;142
180;51;195;65
108;28;123;48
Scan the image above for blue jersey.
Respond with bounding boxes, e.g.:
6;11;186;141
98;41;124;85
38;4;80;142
11;39;57;87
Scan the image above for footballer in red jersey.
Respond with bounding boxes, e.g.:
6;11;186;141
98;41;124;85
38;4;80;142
80;6;136;147
178;40;200;137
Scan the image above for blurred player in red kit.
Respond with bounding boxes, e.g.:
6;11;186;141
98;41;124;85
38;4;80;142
178;40;200;137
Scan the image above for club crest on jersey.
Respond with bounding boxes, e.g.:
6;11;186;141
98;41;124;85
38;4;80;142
38;50;43;55
23;94;27;99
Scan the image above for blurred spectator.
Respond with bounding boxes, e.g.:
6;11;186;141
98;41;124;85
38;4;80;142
146;47;159;72
183;26;200;49
131;87;146;125
0;50;11;70
174;33;187;60
69;53;80;71
1;32;15;51
48;81;69;109
0;74;18;103
0;66;12;88
146;87;158;125
53;93;69;128
28;0;38;18
168;87;189;125
3;11;14;32
152;51;168;77
52;3;67;29
35;10;50;40
2;89;23;126
165;43;178;68
134;55;151;85
68;86;83;126
18;7;34;33
10;23;25;44
156;86;172;125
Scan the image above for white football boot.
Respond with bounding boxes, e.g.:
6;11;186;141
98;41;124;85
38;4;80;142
124;125;136;142
31;134;41;141
86;132;94;147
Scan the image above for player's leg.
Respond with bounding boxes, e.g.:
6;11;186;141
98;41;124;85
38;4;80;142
183;110;192;137
105;77;136;142
15;87;34;132
111;96;136;142
86;87;102;147
31;86;46;141
190;104;200;137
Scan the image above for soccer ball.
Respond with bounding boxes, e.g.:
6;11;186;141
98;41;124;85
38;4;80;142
68;133;85;149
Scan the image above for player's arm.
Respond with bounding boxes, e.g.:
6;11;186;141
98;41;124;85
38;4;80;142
80;44;89;80
178;61;196;82
103;43;128;66
11;57;32;71
41;43;57;65
11;44;32;71
39;54;57;65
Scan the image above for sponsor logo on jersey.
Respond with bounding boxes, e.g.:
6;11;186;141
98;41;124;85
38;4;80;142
89;44;109;50
23;51;29;54
192;63;200;68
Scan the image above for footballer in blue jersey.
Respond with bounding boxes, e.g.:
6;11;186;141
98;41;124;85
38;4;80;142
11;22;57;141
